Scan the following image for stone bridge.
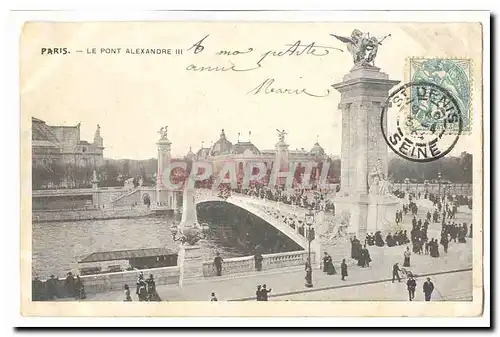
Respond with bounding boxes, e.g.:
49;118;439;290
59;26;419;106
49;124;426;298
190;189;328;266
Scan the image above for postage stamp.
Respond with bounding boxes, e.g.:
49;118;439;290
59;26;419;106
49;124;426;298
381;81;463;163
408;58;473;134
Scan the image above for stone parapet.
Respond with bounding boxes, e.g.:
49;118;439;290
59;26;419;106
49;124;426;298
201;250;315;278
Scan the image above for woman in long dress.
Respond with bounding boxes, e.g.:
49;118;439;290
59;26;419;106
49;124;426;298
403;246;411;267
323;253;337;275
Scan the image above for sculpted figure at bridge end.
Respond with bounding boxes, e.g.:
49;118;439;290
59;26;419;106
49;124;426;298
276;129;288;143
158;126;169;140
331;29;391;68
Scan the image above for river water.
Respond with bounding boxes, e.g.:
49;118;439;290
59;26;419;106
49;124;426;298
32;202;301;279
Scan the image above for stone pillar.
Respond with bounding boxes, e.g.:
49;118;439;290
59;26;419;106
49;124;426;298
276;141;289;170
156;138;172;207
91;169;100;208
339;103;351;195
177;245;203;287
274;140;290;187
179;183;198;228
332;66;400;237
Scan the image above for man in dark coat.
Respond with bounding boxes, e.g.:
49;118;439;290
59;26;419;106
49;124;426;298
350;236;361;260
64;272;76;298
423;277;435;301
256;285;262;301
407;274;417;301
46;275;58;300
360;245;372;267
214;252;224;276
260;284;272;301
341;259;348;281
375;231;384;247
392;263;401;283
136;272;145;296
254;252;263;271
146;274;161;301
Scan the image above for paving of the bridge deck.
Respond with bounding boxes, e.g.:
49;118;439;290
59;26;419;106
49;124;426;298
77;198;474;302
84;239;472;302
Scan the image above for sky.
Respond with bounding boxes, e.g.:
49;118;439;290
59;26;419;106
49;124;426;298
21;22;481;160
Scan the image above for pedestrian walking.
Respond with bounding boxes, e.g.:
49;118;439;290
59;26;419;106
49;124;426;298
75;275;86;299
46;275;58;300
124;284;132;301
423;277;435;301
260;284;272;301
210;292;218;301
392;263;401;283
403;246;411;267
341;258;348;281
323;252;337;275
254;252;263;271
406;274;416;301
256;285;262;301
214;252;224;276
64;272;76;298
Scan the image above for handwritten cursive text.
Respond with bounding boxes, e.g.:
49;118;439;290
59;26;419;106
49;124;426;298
246;78;331;98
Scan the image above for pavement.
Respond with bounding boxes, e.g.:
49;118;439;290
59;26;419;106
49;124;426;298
81;197;473;302
85;239;472;302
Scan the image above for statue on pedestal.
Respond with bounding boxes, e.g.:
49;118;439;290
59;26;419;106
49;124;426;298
368;158;390;196
158;126;169;140
331;29;391;68
276;129;287;143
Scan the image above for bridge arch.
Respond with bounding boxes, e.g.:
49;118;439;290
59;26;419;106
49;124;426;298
192;191;310;250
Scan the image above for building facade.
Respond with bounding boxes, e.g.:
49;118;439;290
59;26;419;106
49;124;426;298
186;129;334;185
32;117;104;169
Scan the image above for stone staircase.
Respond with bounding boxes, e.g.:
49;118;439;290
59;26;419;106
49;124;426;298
107;186;141;207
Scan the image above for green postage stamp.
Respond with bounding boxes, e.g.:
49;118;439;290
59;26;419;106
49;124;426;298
408;58;473;134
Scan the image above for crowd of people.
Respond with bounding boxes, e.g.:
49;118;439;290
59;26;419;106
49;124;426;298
126;271;161;301
237;183;336;213
32;272;86;301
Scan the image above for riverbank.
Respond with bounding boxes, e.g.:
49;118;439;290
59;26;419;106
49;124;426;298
32;207;158;223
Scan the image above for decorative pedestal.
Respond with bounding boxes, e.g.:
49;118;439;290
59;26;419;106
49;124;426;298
332;66;400;237
177;244;204;287
366;195;399;234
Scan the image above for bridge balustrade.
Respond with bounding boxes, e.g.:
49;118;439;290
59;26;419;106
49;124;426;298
201;250;315;278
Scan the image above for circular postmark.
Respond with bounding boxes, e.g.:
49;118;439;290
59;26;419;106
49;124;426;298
381;81;463;163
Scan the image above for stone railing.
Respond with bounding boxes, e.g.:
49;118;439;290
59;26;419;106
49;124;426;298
33;266;180;299
32;188;94;196
392;183;472;196
202;250;315;277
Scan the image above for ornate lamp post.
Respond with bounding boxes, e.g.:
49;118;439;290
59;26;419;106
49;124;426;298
170;222;209;245
438;172;442;198
404;178;410;193
304;209;315;288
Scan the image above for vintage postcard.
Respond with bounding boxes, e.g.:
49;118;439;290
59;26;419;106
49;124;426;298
19;14;486;319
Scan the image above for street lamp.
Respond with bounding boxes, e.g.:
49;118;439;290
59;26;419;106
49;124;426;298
170;222;209;245
404;178;410;193
438;172;442;198
304;209;315;288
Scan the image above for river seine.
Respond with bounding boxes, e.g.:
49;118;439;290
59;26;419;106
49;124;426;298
32;202;301;279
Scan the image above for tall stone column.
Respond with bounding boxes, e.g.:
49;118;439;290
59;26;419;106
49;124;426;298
276;141;289;171
275;137;290;187
339;103;351;195
156;136;172;207
332;66;400;237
